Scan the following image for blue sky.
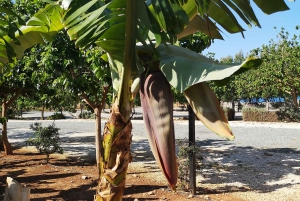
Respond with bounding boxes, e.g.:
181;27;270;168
202;1;300;60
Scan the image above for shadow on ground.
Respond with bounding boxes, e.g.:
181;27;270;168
193;139;300;194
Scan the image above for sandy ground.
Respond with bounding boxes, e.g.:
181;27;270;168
5;110;300;201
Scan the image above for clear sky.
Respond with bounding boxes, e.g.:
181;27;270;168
202;1;300;60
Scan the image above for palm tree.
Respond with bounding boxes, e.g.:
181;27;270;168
1;0;291;200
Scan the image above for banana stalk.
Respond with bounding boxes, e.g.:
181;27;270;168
184;82;234;140
140;70;178;191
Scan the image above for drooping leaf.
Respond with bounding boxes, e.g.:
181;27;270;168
184;82;234;140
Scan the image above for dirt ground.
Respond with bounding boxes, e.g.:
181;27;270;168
0;147;245;201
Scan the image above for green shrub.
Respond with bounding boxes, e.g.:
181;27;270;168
277;105;300;122
222;107;235;121
26;122;63;163
176;139;203;192
79;111;95;119
46;112;66;120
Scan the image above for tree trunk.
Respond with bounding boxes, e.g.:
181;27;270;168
291;87;299;109
2;101;13;155
266;99;270;111
41;104;45;120
94;104;132;201
81;87;109;170
80;104;84;119
95;108;102;169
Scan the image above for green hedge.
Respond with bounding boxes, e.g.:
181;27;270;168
242;107;300;122
46;113;66;120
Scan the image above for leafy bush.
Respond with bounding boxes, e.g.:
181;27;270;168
277;101;300;122
79;111;95;119
26;122;63;163
270;102;284;109
46;112;66;120
176;139;203;191
222;107;235;121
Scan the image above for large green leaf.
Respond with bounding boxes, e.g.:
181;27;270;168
158;44;262;93
177;0;290;39
253;0;290;15
177;14;223;40
0;4;64;65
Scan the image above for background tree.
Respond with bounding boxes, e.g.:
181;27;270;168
256;27;300;109
0;60;32;154
0;0;46;154
209;51;246;110
233;28;300;110
39;32;111;166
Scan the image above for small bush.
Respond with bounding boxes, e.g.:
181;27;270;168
176;139;203;192
277;104;300;122
271;102;284;109
26;122;63;163
222;107;235;121
46;113;66;120
79;111;95;119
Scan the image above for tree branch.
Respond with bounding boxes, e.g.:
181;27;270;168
7;88;24;106
81;92;96;110
99;86;109;111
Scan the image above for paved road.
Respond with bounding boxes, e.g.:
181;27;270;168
6;109;300;158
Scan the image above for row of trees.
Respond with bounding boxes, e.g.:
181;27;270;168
0;0;294;200
204;27;299;110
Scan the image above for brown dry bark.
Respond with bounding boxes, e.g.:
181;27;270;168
94;104;132;201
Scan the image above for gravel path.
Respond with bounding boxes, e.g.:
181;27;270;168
5;112;300;201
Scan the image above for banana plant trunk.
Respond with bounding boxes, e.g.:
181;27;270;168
95;0;135;199
94;104;132;201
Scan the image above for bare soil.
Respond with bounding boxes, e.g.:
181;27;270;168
0;148;243;201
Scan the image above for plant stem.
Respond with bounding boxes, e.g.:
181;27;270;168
118;0;136;121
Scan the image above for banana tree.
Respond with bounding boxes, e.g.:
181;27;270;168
1;0;292;200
